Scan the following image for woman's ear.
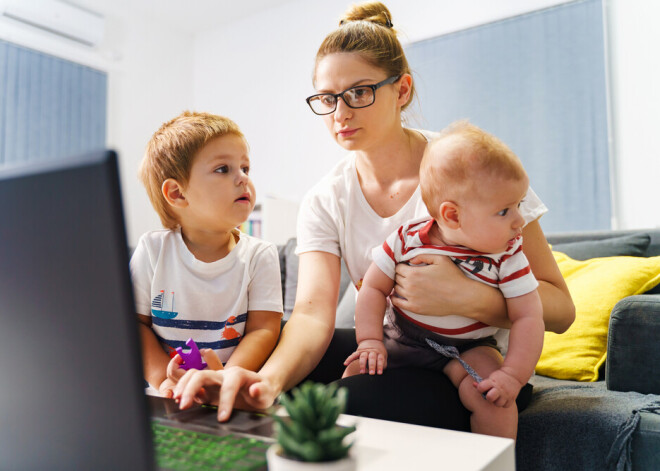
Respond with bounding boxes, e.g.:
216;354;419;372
162;178;187;208
396;73;413;106
439;201;460;229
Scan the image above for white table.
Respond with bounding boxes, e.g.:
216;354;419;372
338;414;515;471
147;389;515;470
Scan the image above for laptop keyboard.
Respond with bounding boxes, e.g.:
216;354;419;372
152;422;269;471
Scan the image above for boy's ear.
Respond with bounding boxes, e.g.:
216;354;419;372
162;179;188;208
439;201;460;229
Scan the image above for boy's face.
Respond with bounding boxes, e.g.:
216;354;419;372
455;175;529;254
180;134;255;232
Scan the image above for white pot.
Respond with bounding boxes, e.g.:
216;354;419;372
266;444;356;471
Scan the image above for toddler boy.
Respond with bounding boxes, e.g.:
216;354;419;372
131;111;283;398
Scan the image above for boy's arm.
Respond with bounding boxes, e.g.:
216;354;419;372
137;313;173;394
500;290;545;384
223;311;282;371
344;262;395;375
476;289;544;406
355;262;395;342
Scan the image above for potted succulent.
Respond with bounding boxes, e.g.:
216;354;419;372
267;381;357;471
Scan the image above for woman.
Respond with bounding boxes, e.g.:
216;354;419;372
174;1;575;430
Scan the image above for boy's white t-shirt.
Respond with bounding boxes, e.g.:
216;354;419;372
296;129;548;330
130;228;283;364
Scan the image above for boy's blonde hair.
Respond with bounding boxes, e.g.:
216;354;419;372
420;120;527;219
139;111;244;229
315;1;415;111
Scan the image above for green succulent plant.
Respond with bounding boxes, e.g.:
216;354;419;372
273;381;356;462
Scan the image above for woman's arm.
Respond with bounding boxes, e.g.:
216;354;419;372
391;219;575;333
259;251;342;391
223;311;282;371
519;220;575;333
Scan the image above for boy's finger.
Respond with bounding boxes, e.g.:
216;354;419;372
202;349;224;370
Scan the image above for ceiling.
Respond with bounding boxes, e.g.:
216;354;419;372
69;0;295;35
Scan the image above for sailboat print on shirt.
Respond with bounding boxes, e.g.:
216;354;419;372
151;290;178;319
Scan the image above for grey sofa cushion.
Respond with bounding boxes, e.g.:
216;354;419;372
551;232;651;260
607;295;660;395
279;238;353;320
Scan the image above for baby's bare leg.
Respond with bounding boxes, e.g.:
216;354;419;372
443;346;518;439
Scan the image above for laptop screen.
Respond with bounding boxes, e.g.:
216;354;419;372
0;151;155;470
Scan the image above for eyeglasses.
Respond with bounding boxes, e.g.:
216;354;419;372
305;75;401;115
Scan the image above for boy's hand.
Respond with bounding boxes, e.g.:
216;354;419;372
158;377;177;398
343;339;387;375
164;349;225;401
475;368;523;408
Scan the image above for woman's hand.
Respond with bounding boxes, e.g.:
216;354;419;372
392;255;461;316
392;254;506;323
173;366;280;422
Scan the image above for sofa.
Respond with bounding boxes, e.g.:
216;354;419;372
277;228;660;471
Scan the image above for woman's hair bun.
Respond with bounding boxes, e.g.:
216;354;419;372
339;1;394;29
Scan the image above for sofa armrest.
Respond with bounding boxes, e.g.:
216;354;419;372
606;294;660;394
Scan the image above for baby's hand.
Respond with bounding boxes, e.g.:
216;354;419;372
343;339;387;375
475;368;523;408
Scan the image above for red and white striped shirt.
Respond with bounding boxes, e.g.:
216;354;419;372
372;217;538;340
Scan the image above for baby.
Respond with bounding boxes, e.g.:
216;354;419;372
344;120;544;439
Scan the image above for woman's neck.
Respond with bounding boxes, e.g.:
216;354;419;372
180;227;238;263
353;126;427;218
355;127;425;184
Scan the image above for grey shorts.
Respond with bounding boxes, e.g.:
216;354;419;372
383;308;500;372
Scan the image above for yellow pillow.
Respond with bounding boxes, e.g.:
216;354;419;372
535;251;660;381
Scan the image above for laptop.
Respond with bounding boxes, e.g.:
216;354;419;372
0;150;274;471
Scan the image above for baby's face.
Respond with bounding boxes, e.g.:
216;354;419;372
456;176;529;253
182;134;255;232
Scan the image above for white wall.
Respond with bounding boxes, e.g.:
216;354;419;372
101;17;196;245
606;0;660;229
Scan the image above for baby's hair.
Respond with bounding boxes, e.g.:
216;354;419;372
139;111;244;229
420;120;528;219
314;1;415;111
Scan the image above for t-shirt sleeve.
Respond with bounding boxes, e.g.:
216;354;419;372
129;235;153;316
370;228;400;280
499;240;539;298
295;187;341;257
521;186;548;225
248;243;284;313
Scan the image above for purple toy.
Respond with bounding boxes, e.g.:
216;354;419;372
175;338;208;371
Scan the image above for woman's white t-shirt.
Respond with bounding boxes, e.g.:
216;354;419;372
296;129;548;329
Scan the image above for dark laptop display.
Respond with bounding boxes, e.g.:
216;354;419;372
0;151;272;471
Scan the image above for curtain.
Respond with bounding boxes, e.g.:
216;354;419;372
405;0;609;232
0;39;107;166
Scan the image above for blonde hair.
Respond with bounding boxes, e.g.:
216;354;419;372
314;1;415;111
420;120;528;218
139;111;244;229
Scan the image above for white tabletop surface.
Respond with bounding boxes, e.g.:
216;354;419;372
338;414;515;471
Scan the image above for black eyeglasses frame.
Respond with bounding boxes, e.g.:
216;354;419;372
305;75;401;115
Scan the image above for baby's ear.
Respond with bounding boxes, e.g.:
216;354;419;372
438;201;460;229
162;179;187;208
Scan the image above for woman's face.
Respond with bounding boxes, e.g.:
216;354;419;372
314;53;403;152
